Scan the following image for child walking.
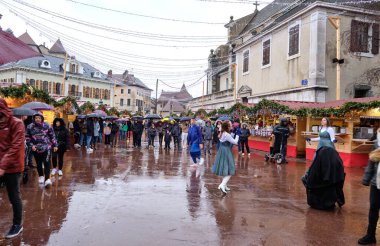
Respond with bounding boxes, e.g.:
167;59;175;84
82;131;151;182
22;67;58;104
212;121;239;194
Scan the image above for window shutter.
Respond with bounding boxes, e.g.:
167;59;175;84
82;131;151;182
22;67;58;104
52;82;56;94
351;20;360;52
48;82;52;93
76;85;79;96
372;23;379;55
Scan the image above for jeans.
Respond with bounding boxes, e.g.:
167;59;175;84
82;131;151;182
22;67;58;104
240;139;250;154
204;139;212;154
367;185;380;236
148;135;155;146
173;136;179;148
80;133;87;146
159;133;164;146
52;148;65;170
181;133;188;148
120;131;127;140
34;151;51;180
4;173;22;225
98;133;103;143
86;136;93;149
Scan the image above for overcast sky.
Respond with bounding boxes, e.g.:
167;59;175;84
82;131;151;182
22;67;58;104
0;0;266;98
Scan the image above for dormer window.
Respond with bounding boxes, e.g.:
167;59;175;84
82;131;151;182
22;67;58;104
39;60;51;69
92;71;102;78
70;64;78;73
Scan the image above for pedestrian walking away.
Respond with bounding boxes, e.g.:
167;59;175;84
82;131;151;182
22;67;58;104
171;122;180;150
358;146;380;245
187;118;204;166
202;121;213;155
0;98;25;239
273;118;290;164
164;127;172;150
52;118;70;177
212;121;239;195
240;123;251;156
181;122;189;149
148;124;157;148
26;112;58;187
157;123;164;147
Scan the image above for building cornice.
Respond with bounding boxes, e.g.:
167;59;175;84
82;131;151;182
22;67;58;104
248;85;328;99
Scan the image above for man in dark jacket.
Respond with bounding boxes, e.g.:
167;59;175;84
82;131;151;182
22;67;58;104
171;122;180;149
273;118;290;164
134;121;143;148
202;121;213;155
86;118;94;152
240;123;251;156
73;117;81;146
0;98;25;238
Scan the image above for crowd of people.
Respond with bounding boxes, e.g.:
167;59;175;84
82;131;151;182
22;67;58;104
0;98;378;244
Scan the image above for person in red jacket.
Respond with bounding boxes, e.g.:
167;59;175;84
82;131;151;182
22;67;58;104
0;98;25;239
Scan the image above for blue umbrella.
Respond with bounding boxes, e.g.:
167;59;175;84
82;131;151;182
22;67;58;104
180;117;191;122
87;113;100;118
217;115;231;121
11;107;37;116
77;115;86;119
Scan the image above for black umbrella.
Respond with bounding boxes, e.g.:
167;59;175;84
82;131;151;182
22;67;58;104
22;102;53;111
132;116;144;121
105;116;118;120
87;113;100;118
144;114;162;120
180;117;191;122
11;107;37;116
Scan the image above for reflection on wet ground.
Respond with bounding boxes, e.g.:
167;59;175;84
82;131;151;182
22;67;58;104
0;142;375;246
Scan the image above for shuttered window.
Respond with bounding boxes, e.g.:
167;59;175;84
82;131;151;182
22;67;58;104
288;24;300;56
351;20;370;53
243;50;249;73
262;39;271;66
372;23;379;55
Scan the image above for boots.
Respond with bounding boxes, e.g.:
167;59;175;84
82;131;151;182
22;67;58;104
218;176;231;194
358;235;376;245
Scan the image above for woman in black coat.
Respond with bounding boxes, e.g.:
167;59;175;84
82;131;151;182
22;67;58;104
358;147;380;245
52;118;70;176
302;146;345;210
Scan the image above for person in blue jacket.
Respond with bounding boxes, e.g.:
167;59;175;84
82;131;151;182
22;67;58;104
187;118;204;166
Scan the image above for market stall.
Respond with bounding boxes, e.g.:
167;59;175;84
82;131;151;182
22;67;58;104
302;97;380;167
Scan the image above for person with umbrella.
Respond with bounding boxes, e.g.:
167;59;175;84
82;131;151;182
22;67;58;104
147;123;157;148
26;112;58;187
51;118;70;177
73;116;81;148
157;122;164;148
0;99;25;238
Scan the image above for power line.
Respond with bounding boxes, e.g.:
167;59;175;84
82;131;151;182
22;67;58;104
8;0;226;40
65;0;227;25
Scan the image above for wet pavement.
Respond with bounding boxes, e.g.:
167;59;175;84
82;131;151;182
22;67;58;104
0;140;376;246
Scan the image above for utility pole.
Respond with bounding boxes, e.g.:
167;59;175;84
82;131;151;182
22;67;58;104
155;79;158;114
61;52;68;96
328;16;341;100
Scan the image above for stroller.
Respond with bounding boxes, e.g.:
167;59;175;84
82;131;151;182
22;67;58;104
265;131;285;164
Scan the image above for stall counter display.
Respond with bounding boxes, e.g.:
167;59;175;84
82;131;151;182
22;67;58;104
248;117;303;158
302;114;378;168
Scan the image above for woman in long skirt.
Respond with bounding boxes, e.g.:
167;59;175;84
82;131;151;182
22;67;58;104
212;121;239;194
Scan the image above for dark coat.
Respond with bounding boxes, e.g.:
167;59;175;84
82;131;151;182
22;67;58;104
87;119;94;136
240;127;250;141
363;148;380;186
53;118;70;151
302;147;345;210
171;124;180;137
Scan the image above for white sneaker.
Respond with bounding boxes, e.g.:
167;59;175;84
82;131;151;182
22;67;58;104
51;168;57;175
44;179;52;187
58;170;63;176
242;153;245;156
199;158;204;165
38;176;44;184
248;153;251;157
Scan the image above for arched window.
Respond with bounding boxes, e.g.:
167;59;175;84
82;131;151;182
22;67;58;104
43;81;49;92
29;79;35;87
95;88;100;99
71;64;77;73
56;83;61;95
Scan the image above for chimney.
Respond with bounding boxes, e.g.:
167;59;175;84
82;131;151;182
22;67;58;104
107;70;112;78
122;70;129;79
